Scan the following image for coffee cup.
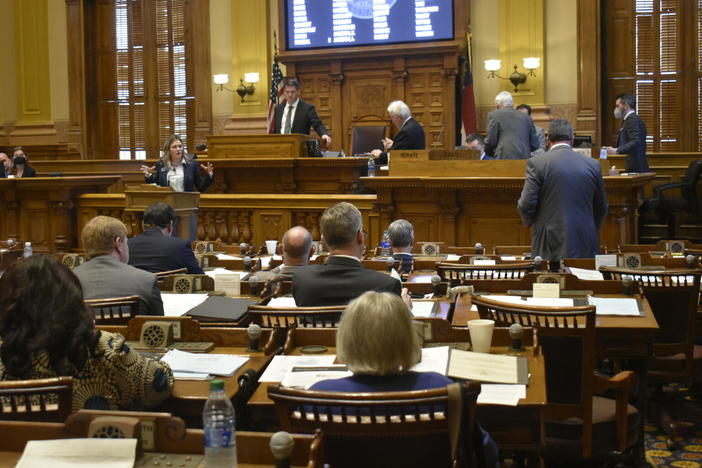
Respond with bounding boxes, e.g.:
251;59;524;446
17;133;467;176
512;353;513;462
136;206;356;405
468;319;495;353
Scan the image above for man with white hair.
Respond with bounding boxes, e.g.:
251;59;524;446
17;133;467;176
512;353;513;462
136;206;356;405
485;91;539;159
370;100;425;165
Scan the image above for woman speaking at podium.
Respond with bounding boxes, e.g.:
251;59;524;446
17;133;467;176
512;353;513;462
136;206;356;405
140;134;214;239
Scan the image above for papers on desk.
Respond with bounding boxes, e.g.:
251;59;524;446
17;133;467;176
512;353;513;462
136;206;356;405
259;355;337;382
481;295;527;305
477;384;527;406
500;255;517;261
281;365;351;389
480;295;574;307
588;296;642;316
161;293;209;317
595;254;618;270
216;253;240;260
448;349;529;385
445;254;462;261
266;296;298;308
473;259;496;266
411;346;450;374
411;300;438;318
17;439;136;468
205;267;245;280
568;267;604;281
161;349;249;377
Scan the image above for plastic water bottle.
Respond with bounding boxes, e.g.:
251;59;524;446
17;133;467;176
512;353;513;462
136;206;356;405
367;156;376;177
203;379;237;467
23;242;32;258
381;230;391;257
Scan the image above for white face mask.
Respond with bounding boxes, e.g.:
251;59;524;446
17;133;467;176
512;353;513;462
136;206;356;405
613;106;624;119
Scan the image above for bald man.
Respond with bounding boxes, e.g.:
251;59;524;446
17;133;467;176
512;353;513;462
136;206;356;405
270;226;315;278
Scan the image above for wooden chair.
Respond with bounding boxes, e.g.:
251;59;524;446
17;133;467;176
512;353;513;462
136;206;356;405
437;261;535;283
159;274;214;293
349;115;390;155
600;267;702;447
471;295;639;461
0;377;73;422
247;305;345;329
268;381;482;468
154;267;188;280
85;295;140;325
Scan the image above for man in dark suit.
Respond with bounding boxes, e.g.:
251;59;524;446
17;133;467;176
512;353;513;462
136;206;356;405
464;133;493;160
605;93;650;173
0;153;9;178
272;78;331;147
485;91;539;159
128;202;203;275
387;218;414;274
293;202;404;307
517;119;608;264
74;215;164;316
370;100;425;165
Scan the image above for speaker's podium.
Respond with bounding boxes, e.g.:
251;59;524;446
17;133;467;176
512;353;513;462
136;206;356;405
206;134;316;159
125;185;199;240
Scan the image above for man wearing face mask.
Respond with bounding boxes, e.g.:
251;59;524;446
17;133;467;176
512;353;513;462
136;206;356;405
604;93;650;173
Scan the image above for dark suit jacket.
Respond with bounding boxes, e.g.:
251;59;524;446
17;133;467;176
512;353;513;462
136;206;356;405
485;107;539;159
14;165;36;178
378;118;426;165
73;255;164;316
616;113;650;173
273;99;328;137
128;228;203;274
392;252;414;274
517;145;608;261
292;256;402;307
144;158;213;193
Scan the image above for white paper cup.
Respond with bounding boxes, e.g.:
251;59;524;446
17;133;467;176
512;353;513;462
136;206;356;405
265;240;278;255
468;319;495;353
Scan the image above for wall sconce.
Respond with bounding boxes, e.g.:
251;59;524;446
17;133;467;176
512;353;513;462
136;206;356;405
484;57;540;93
212;72;260;103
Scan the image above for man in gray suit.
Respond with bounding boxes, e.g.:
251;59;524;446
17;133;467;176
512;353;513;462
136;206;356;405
485;91;540;159
74;215;164;316
517;119;608;264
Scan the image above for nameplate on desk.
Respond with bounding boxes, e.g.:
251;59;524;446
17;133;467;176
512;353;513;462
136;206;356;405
532;283;560;298
214;272;240;296
448;349;528;385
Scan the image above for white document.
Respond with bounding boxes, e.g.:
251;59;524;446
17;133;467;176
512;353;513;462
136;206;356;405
161;349;249;376
216;253;240;260
445;254;462;261
205;267;244;280
267;296;298;308
172;371;212;380
448;349;528;384
411;301;437;318
281;365;351;389
411;346;450;375
481;295;527;305
473;259;496;266
588;296;641;316
532;283;560;298
568;267;605;281
161;293;209;317
500;255;517;261
390;268;402;282
17;439;136;468
214;272;240;296
259;355;337;382
595;254;618;270
525;297;574;307
477;384;527;406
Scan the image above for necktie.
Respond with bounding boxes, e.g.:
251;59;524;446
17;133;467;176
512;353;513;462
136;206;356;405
283;105;293;134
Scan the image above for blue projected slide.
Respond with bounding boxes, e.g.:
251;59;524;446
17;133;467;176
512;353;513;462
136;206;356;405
286;0;454;50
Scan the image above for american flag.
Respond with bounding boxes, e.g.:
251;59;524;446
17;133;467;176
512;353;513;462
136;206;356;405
460;33;477;145
267;57;284;134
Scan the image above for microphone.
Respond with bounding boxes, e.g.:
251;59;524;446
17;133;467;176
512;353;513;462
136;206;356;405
431;275;442;297
243;256;252;271
534;256;543;271
250;275;260;296
686;254;697;268
386;257;396;272
240;242;248;255
269;431;295;468
247;323;262;352
622;275;635;296
509;323;524;351
474;242;483;254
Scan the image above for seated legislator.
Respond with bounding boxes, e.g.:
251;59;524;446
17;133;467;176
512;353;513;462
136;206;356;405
293;202;402;307
388;219;415;274
0;255;173;410
270;226;315;279
310;291;499;468
272;78;332;147
74;216;164;316
0;152;10;178
517;119;608;264
9;146;36;178
464;133;493;160
370;100;426;165
128;202;203;275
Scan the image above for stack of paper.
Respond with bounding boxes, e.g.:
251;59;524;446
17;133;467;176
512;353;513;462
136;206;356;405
281;365;351;389
161;293;209;317
260;355;337;382
161;349;249;378
588;296;641;316
445;254;462;261
477;384;526;406
17;439;136;468
448;349;528;385
568;267;604;281
204;267;245;280
216;253;240;260
266;296;298;308
411;346;450;374
410;301;437;318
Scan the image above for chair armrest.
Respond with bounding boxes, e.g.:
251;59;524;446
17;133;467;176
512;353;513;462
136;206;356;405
593;370;635;452
653;182;683;198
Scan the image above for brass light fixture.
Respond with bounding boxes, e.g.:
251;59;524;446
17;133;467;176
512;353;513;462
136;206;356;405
484;58;540;93
213;72;260;102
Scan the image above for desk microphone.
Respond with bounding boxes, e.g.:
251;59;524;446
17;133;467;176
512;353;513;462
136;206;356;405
622;275;635;296
240;243;248;255
243;256;252;271
250;275;260;296
534;256;543;271
474;242;483;254
509;323;524;351
386;257;396;272
686;254;697;268
247;323;262;352
431;275;442;297
270;431;295;468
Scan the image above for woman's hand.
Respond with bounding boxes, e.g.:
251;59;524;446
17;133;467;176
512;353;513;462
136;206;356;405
140;165;155;176
201;162;214;177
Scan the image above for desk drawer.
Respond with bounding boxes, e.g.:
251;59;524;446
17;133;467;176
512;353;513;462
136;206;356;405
596;334;652;358
478;406;542;447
